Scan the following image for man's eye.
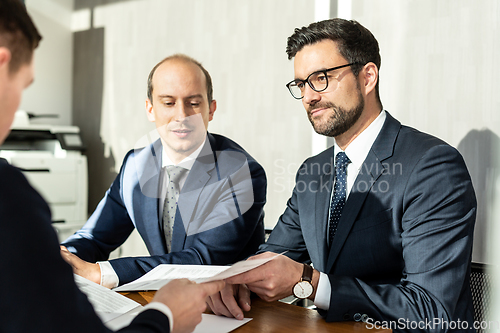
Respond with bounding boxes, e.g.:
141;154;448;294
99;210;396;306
317;74;327;82
190;103;200;107
296;81;305;89
164;102;174;106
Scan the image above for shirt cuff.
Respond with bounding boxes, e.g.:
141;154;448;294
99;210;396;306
143;302;174;332
97;261;119;289
313;272;331;310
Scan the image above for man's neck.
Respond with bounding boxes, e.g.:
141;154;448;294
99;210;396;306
334;106;382;150
166;152;191;165
161;140;205;166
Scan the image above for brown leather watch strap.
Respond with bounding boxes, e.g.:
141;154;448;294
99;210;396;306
302;263;313;282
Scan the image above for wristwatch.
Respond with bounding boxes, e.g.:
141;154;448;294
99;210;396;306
292;263;314;299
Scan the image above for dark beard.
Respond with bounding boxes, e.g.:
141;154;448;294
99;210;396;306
307;90;364;137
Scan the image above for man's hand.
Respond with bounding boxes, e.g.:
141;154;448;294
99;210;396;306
226;252;305;302
206;283;251;320
60;246;101;285
207;252;318;319
153;279;225;333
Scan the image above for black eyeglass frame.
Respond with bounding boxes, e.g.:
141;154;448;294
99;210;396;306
285;62;361;99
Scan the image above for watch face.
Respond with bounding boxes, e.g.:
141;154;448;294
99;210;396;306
293;281;314;299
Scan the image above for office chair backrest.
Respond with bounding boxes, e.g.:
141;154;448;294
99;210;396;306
470;262;491;331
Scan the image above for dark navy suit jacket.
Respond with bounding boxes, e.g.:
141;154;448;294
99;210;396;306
0;159;170;332
261;113;476;332
63;133;266;285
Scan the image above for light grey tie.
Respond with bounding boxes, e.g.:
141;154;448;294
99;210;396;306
162;165;187;252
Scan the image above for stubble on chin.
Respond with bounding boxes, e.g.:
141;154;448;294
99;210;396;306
308;97;364;138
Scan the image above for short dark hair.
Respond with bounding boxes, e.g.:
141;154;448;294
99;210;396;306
147;54;213;104
286;19;381;106
0;0;42;74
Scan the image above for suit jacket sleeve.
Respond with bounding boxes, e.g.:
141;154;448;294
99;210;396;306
117;309;170;333
258;162;311;263
0;161;170;333
62;150;137;262
109;155;267;284
324;145;476;327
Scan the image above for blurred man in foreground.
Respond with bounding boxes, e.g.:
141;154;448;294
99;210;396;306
0;1;223;332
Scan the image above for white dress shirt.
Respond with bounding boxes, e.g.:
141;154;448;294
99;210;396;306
314;110;386;310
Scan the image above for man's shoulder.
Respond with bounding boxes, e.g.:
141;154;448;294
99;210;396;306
399;124;448;146
207;133;266;182
124;139;161;162
209;133;261;164
373;112;458;161
0;159;30;191
0;159;51;229
396;124;458;157
119;139;161;175
210;133;248;152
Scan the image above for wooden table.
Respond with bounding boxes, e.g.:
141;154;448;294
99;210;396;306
120;291;390;333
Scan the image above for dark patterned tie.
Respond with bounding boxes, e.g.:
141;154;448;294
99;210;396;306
328;152;351;247
162;165;187;252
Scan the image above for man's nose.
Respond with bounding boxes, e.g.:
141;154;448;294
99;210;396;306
174;103;193;121
302;84;321;106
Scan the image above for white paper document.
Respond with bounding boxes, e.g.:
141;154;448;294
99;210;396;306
104;306;144;330
193;314;252;333
106;312;251;332
113;265;229;292
74;274;142;323
114;252;283;292
74;275;254;332
200;254;281;282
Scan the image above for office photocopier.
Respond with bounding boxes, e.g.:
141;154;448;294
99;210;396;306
0;110;88;241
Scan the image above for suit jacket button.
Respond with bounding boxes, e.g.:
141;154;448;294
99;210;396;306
353;313;362;322
361;314;369;322
343;313;351;321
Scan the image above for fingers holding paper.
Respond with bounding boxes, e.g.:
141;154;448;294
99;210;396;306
60;246;101;285
154;279;225;333
206;283;251;320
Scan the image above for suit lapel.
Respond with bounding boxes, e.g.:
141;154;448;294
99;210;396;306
172;134;215;251
325;113;401;272
135;139;167;255
314;156;333;273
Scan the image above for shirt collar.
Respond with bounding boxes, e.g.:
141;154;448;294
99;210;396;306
334;110;386;170
162;136;208;171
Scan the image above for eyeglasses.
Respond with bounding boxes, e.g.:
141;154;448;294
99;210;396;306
286;63;359;99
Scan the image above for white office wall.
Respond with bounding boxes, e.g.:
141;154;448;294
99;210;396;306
23;0;73;126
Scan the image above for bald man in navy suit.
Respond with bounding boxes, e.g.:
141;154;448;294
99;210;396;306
61;54;266;288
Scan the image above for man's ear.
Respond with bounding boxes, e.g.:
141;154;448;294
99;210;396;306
145;98;155;122
208;99;216;122
0;47;12;72
360;62;378;96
